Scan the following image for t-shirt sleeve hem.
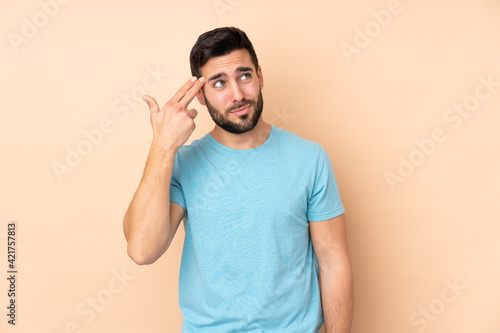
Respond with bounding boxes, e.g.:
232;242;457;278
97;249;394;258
170;196;186;211
307;206;345;222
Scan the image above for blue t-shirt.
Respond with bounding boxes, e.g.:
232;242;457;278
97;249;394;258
170;125;344;333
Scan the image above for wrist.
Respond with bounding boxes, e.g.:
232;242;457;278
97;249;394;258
148;141;177;165
150;139;178;156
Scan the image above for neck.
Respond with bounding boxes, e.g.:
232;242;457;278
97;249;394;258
210;117;271;150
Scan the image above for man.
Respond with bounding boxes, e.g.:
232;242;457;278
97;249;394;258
123;27;353;332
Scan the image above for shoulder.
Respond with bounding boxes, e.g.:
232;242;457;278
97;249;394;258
172;134;214;172
176;133;211;157
272;126;325;156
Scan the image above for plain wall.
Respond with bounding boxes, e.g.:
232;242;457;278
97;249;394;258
1;0;499;332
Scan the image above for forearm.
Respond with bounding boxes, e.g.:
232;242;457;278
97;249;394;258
319;263;354;333
123;145;176;264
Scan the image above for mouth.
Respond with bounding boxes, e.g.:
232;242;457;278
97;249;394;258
230;104;251;116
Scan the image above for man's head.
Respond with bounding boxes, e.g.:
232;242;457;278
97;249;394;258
190;27;259;79
190;27;264;134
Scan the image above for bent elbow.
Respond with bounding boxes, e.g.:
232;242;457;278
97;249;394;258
127;244;159;265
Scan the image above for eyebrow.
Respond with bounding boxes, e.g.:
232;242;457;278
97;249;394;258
208;66;254;82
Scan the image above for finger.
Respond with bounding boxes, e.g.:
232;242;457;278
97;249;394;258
186;108;198;119
179;77;205;107
170;77;198;104
142;95;160;114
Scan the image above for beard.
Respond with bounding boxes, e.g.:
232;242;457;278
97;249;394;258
204;90;264;134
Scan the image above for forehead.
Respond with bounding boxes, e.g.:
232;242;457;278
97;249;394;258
200;49;254;78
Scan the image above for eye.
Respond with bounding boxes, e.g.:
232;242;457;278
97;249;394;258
240;73;251;80
213;80;225;88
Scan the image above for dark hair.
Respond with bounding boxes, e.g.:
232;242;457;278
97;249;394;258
190;27;259;78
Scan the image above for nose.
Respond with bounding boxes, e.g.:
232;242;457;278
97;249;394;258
230;82;244;102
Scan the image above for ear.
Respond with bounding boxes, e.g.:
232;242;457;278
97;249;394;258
257;66;264;90
196;89;206;106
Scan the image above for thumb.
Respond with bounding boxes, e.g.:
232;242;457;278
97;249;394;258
142;95;160;114
186;108;198;119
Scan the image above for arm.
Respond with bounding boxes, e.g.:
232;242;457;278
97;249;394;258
122;147;184;265
310;213;354;333
123;76;205;265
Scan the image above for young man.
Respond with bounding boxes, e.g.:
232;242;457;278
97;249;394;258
123;27;353;332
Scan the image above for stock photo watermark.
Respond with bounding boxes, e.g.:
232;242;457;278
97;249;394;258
399;277;467;333
339;0;418;63
385;74;500;191
5;221;18;325
212;0;243;20
51;65;169;183
267;106;295;129
7;0;73;53
54;267;135;333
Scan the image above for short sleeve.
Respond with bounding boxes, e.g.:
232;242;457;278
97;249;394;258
170;153;186;210
307;145;344;222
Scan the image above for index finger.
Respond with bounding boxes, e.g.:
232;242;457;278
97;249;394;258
179;77;205;107
170;77;205;106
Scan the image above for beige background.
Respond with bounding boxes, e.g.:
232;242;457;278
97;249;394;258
1;0;499;332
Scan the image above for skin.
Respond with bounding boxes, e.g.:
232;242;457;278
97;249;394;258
196;48;271;149
310;213;354;333
123;76;205;265
123;48;353;332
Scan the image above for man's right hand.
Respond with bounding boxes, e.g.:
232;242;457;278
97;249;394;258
124;77;205;265
142;76;206;153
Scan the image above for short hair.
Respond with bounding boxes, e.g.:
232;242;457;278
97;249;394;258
190;27;259;78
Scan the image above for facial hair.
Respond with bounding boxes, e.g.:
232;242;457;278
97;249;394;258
204;90;264;134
